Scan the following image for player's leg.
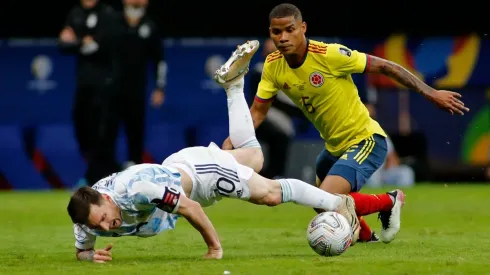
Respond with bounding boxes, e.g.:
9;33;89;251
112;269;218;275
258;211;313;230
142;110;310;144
240;167;359;239
167;142;361;242
220;152;360;240
316;138;382;243
214;41;264;172
314;148;369;242
318;135;405;243
222;77;263;172
315;148;379;242
316;146;380;242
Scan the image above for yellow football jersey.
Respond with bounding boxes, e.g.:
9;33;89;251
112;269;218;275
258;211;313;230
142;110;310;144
256;39;386;156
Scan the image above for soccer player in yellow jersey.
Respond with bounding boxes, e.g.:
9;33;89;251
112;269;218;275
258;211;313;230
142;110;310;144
221;3;469;244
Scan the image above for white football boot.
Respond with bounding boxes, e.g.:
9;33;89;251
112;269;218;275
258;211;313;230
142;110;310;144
214;40;260;88
335;194;360;245
379;189;406;243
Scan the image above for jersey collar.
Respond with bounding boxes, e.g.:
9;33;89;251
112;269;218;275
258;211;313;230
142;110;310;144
288;39;309;69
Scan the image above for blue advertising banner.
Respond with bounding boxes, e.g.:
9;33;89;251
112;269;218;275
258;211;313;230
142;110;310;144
0;37;347;126
0;37;487;189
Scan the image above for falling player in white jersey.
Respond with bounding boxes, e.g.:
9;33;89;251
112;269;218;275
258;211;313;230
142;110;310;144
67;41;360;263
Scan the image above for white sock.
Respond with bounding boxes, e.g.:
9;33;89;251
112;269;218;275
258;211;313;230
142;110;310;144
277;179;342;210
225;78;260;149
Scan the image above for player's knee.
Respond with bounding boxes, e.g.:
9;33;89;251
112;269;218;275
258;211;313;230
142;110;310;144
249;148;264;172
319;174;353;194
263;179;283;206
251;189;281;207
251;178;281;206
261;192;282;206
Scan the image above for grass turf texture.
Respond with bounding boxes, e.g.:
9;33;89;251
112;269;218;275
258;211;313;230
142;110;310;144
1;184;490;275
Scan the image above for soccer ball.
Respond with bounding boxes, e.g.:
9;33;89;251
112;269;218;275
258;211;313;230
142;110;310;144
306;211;353;256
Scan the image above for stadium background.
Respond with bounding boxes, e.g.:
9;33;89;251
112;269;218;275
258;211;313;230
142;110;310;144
0;0;488;190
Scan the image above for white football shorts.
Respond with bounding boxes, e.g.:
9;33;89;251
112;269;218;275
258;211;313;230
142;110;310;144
162;142;253;207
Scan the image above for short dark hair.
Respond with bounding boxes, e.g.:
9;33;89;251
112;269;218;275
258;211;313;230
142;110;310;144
67;187;103;225
269;3;303;23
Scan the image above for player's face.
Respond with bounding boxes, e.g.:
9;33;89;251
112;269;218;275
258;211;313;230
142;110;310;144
124;0;147;7
87;195;122;231
269;16;306;55
81;0;97;9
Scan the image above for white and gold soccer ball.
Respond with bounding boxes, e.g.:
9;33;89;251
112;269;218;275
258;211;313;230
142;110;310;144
306;211;353;256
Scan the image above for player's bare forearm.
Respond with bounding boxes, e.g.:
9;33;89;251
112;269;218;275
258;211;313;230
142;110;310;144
367;55;469;115
367;55;435;98
177;197;221;252
76;248;95;261
250;100;272;129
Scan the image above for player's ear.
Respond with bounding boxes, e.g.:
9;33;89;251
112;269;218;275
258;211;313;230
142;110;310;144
101;194;111;202
301;22;307;34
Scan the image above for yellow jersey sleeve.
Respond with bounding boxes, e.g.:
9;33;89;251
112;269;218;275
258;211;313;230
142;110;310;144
325;44;369;77
255;57;279;103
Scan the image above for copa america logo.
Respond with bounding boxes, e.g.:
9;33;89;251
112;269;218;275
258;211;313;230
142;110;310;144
205;55;226;79
28;55;57;93
200;54;226;93
32;55;52;80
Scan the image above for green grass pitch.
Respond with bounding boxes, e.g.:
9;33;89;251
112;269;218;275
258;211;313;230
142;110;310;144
1;184;490;275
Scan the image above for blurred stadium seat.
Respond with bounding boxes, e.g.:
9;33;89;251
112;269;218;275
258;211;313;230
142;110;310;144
36;124;86;188
0;125;51;189
145;123;187;163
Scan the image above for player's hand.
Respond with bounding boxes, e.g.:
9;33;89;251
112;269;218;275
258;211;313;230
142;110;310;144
60;27;76;42
428;90;470;115
221;137;233;150
204;247;223;259
151;89;165;108
82;36;94;45
93;244;113;263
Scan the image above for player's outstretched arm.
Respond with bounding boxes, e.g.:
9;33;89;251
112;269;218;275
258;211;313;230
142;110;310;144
176;196;223;259
366;55;470;115
76;244;113;263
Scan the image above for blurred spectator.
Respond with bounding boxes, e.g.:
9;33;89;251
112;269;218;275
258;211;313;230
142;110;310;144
115;0;166;167
59;0;121;186
362;90;415;187
248;38;306;179
367;135;415;187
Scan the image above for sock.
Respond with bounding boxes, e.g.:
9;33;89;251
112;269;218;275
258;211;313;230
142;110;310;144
277;179;342;210
358;216;373;241
225;78;260;149
349;192;394;216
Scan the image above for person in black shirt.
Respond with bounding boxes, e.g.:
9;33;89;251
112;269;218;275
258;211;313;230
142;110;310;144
115;0;166;167
59;0;121;186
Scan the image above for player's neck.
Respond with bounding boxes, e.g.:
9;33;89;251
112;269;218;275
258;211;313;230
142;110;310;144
285;39;308;69
126;16;141;26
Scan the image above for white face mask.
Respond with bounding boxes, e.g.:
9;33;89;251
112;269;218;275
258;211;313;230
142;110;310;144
124;6;145;20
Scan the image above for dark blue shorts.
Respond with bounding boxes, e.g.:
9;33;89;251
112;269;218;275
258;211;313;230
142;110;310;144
316;134;387;192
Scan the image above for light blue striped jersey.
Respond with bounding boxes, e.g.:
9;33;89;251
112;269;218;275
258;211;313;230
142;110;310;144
74;164;183;250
